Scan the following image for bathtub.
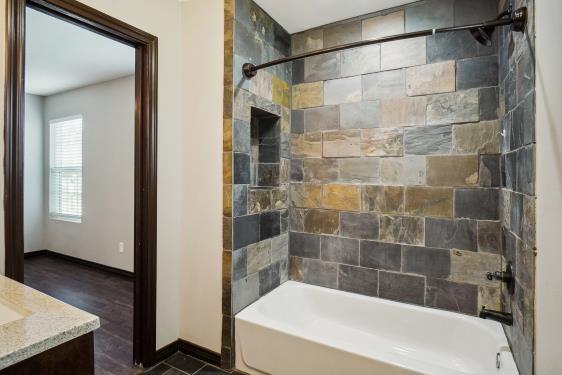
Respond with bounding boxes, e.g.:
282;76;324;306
235;281;518;375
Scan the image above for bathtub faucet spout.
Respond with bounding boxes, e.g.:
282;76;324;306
479;307;513;326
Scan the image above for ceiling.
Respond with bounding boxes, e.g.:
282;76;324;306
254;0;417;34
25;8;135;96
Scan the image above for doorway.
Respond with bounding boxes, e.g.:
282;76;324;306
4;0;158;369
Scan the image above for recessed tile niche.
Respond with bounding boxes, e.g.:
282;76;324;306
250;107;280;187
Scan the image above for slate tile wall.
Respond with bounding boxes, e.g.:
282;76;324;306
222;0;292;368
498;0;536;374
288;0;505;320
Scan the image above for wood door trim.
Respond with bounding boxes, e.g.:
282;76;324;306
3;0;159;367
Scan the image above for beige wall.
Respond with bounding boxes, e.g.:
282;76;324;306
535;0;562;373
179;0;224;352
0;0;227;352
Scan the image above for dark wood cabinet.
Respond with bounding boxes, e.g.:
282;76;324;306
0;332;94;375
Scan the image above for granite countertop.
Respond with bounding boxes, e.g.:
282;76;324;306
0;275;100;370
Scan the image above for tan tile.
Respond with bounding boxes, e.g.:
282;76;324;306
406;61;456;96
381;37;426;70
450;250;501;287
452;120;501;154
290;183;322;208
361;128;403;156
322;184;361;211
223;185;232;217
323;130;361;157
223;152;232;184
426;155;479;186
304;209;340;235
362;11;404;40
223;118;232;152
292;82;323;109
291;132;322;158
380;97;427;127
272;76;291;108
338;158;381;183
404;187;453;218
292;29;323;55
272;186;289;209
303;158;339;182
362;185;404;213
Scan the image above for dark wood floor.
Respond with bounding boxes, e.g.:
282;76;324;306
25;254;135;375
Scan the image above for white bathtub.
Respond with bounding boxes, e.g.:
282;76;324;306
235;281;518;375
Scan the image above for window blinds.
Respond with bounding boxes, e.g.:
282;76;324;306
49;116;83;222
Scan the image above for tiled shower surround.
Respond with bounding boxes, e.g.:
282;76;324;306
498;0;535;373
222;0;536;372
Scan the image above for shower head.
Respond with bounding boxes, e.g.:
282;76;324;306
469;6;527;46
470;26;495;46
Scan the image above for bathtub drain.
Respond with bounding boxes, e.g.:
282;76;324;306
496;352;501;369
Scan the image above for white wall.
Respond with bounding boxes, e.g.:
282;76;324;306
24;94;45;252
42;76;135;272
534;0;562;373
179;0;223;352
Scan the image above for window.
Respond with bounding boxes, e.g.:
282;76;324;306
49;116;83;222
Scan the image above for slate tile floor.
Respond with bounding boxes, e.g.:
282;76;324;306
143;352;232;375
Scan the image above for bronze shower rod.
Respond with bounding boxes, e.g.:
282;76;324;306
243;7;527;78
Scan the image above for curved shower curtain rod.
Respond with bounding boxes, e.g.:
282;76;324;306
243;7;527;78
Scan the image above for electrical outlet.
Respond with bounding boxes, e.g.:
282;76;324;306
118;242;125;253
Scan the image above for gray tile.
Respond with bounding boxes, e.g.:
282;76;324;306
290;257;338;288
259;262;280;296
340;212;379;240
233;54;251;90
457;56;498;90
405;0;454;32
404;124;452;155
360;241;401;271
232;273;260;313
291;110;304;134
194;364;231;375
304;53;340;82
511;93;535;148
233;120;250;153
480;155;500;188
477;221;500;254
259;211;280;240
304;105;339;133
516;47;534;103
290;159;304;182
340;101;380;129
454;0;498;26
362;69;405;101
324;76;362;105
426;89;479;125
379;271;425;305
320;236;359;265
233;214;259;249
232;248;247;281
340;45;380;77
338;265;378;297
479;87;499;121
292;59;305;85
427;31;477;63
426;278;478;315
233;153;251;184
454;188;499;220
323;21;361;48
379;215;425;246
145;363;172;375
292;29;323;55
402;245;451;279
233;185;247;217
516;145;534;196
165;352;205;374
425;218;477;251
510;191;523;238
289;232;321;259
